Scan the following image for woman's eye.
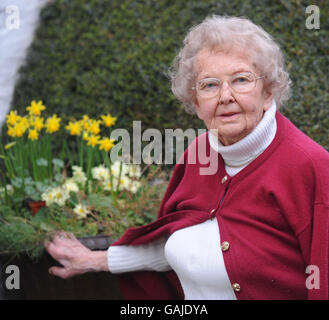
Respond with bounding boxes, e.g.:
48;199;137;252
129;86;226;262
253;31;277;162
206;82;217;88
234;77;248;83
232;74;253;84
201;81;218;90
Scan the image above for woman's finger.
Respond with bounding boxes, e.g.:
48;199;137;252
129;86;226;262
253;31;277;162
49;266;79;279
45;240;68;261
52;232;80;247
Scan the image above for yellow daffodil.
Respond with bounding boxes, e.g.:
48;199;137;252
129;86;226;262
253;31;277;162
82;131;89;141
29;116;44;131
65;121;82;136
88;120;101;135
6;110;19;126
11;122;28;137
98;137;115;152
13;126;24;137
28;128;39;141
87;135;100;147
26;100;46;116
80;115;91;130
45;114;61;133
4;141;16;150
101;114;117;127
17;116;29;129
7;126;15;137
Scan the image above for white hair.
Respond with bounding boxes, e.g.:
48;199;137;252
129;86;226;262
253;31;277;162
170;15;291;114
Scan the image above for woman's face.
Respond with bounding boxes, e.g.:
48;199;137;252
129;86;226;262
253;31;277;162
193;48;273;146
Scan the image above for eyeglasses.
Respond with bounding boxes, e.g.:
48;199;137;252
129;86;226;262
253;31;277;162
192;72;264;99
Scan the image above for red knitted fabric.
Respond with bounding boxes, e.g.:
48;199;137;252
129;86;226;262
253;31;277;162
112;112;329;300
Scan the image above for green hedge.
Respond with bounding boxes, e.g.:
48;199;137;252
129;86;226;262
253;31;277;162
9;0;329;152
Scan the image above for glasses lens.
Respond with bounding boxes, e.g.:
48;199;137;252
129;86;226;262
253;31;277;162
230;73;255;93
197;78;220;97
195;73;258;97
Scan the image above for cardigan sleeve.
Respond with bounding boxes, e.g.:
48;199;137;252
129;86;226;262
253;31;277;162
297;203;329;300
296;154;329;300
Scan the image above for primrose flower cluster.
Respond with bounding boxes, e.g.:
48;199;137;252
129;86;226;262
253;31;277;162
94;161;142;193
41;162;142;219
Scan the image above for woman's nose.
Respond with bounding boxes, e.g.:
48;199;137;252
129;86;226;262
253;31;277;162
218;81;235;105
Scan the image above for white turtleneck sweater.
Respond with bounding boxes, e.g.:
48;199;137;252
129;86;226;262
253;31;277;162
107;100;277;300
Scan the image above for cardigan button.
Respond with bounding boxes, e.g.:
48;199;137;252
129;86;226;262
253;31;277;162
232;283;241;292
221;241;230;252
221;175;228;184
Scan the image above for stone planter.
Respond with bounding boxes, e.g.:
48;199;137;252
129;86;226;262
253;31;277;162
0;235;122;300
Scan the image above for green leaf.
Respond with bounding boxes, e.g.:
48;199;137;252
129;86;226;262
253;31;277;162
39;221;55;232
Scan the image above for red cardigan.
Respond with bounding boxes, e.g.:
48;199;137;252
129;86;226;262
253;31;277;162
111;112;329;300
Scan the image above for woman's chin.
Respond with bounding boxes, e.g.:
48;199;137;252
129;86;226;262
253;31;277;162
217;127;249;146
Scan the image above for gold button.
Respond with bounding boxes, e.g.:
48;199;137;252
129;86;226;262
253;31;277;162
221;241;230;252
210;208;216;220
232;283;241;292
221;175;228;184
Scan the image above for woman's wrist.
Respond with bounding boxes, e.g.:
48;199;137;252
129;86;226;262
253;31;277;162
84;250;109;273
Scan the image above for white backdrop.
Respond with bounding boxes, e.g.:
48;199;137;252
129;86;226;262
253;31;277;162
0;0;50;131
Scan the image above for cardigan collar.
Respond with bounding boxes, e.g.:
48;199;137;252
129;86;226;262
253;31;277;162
208;100;277;171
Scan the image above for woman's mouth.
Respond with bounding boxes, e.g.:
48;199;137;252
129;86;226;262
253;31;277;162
218;112;241;120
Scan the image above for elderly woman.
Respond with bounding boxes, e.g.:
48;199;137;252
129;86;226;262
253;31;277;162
45;15;329;300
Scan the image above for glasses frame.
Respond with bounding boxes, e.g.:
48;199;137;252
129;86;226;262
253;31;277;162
192;72;265;99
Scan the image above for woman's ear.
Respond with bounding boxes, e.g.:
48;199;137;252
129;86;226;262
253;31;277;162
263;90;273;111
193;98;203;120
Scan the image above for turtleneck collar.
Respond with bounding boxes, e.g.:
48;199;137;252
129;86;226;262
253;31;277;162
208;100;277;176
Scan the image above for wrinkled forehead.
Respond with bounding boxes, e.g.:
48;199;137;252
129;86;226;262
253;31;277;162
193;45;258;77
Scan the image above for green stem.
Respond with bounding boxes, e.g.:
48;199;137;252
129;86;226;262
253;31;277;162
79;136;84;168
116;161;123;192
102;151;115;203
29;140;38;181
86;145;93;181
18;138;25;183
47;134;53;179
0;143;14;179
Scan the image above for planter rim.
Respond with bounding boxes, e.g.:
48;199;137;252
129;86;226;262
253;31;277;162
78;234;116;250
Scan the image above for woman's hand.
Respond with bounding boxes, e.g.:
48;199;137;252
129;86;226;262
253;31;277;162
44;231;109;279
